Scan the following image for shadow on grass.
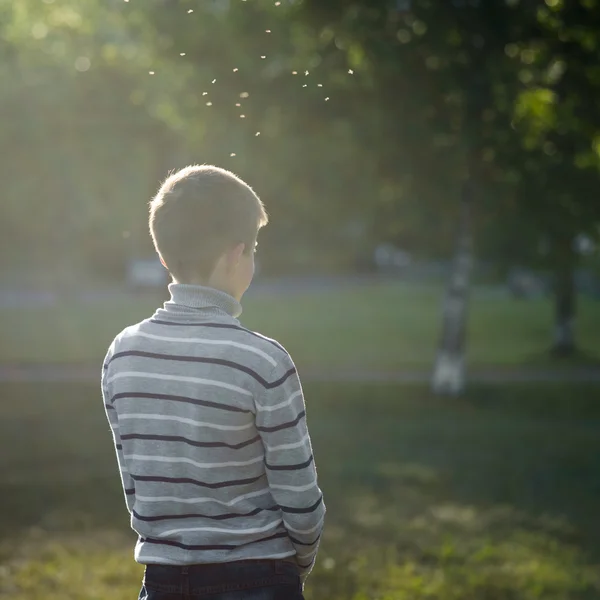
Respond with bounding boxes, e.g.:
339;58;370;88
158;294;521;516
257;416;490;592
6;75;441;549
1;382;599;599
520;347;600;368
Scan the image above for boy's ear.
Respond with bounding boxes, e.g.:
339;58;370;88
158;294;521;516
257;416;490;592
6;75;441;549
229;242;246;265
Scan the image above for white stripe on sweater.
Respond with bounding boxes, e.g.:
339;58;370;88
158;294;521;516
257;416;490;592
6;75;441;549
133;331;278;366
107;371;251;396
135;555;181;565
135;489;270;506
255;390;302;412
240;551;297;560
159;518;283;538
125;454;264;469
271;481;317;493
119;413;253;431
136;551;297;564
265;433;309;452
284;515;326;535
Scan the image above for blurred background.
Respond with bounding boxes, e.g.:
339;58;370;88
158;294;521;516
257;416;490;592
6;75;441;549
1;1;600;598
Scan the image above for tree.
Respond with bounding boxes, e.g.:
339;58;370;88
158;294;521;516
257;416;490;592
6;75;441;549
2;0;599;364
294;0;600;375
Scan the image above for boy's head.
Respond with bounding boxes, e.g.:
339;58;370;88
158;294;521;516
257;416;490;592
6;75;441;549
149;165;268;300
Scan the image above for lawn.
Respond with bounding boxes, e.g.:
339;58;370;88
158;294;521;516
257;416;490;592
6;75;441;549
1;382;599;599
0;280;599;370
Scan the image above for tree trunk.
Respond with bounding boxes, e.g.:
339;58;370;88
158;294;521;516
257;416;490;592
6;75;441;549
552;235;577;357
431;181;473;396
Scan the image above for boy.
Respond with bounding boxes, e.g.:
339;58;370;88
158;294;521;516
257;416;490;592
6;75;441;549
102;165;325;600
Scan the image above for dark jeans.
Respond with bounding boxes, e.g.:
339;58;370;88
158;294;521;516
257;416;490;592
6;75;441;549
139;559;305;600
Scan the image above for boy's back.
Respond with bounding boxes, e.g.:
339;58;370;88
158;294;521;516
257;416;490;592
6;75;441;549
102;285;324;572
101;165;324;598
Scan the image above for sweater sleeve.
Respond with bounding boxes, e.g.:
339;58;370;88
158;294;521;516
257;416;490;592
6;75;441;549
255;353;325;580
102;343;135;513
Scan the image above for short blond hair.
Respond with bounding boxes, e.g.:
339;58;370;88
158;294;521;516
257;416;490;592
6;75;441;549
149;165;268;282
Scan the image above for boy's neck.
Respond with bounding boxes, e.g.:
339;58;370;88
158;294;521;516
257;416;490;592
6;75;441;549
166;282;242;318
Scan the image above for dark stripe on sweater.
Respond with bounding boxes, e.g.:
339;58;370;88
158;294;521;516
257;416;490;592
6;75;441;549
109;351;295;389
279;495;323;515
140;530;288;551
121;432;261;451
289;533;321;547
257;411;306;433
268;367;296;388
131;473;264;489
105;404;115;410
125;488;136;495
116;444;123;451
266;455;314;471
109;392;250;413
132;506;278;523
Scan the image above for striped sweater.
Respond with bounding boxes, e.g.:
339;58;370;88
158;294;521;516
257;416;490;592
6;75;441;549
101;284;325;579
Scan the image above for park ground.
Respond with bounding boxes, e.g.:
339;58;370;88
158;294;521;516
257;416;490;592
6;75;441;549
1;279;600;370
1;280;599;599
1;382;600;599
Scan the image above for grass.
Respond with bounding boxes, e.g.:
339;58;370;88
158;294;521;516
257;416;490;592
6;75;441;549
0;281;599;369
1;382;599;599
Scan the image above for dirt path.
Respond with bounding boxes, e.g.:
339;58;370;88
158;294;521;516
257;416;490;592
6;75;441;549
1;364;599;384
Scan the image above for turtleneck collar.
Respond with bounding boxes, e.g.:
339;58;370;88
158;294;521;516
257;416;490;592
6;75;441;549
163;283;242;319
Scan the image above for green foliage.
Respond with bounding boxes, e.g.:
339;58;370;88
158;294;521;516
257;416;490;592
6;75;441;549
514;88;558;148
1;0;600;344
297;0;600;260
